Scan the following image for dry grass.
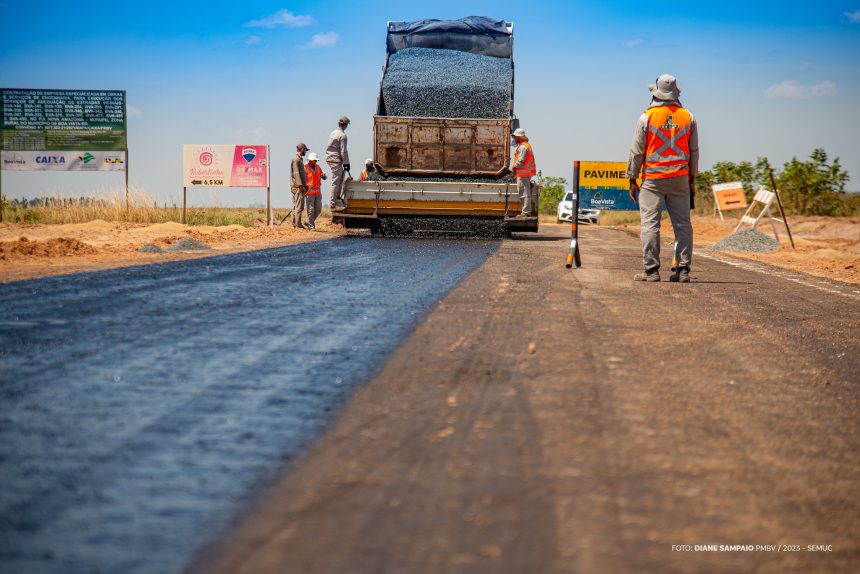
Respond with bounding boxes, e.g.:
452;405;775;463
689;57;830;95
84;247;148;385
1;187;303;227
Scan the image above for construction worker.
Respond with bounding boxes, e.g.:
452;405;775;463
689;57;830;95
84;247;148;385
628;74;699;283
360;158;374;181
290;143;309;228
511;128;537;217
304;152;327;230
326;116;350;210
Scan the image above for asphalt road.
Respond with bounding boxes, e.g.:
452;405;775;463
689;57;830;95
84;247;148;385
203;225;860;574
0;238;498;574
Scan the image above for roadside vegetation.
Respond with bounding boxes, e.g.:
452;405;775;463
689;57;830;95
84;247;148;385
0;188;295;226
538;148;858;219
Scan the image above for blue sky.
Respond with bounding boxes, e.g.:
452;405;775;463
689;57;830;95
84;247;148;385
2;0;859;206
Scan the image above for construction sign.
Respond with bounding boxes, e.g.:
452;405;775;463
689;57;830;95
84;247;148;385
182;145;269;188
578;161;639;211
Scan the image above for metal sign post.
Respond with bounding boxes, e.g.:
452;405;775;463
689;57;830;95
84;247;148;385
182;187;187;224
125;148;130;212
565;160;582;268
266;145;271;226
768;167;795;249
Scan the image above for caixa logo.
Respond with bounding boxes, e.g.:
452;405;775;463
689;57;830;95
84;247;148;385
36;156;66;164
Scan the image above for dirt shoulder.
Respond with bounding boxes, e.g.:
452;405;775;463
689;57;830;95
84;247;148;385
201;225;860;574
607;214;860;284
0;219;345;282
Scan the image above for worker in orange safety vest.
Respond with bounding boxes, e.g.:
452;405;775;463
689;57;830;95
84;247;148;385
627;74;699;283
360;159;374;181
304;152;327;231
511;128;537;218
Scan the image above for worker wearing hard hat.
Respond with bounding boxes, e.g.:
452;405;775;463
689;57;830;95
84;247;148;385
304;152;327;231
627;74;699;283
511;128;537;217
360;159;374;181
326;116;351;210
290;143;309;228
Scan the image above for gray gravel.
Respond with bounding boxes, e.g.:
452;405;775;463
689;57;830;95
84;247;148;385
706;227;782;253
138;243;164;253
366;173;516;183
382;47;512;118
165;237;212;252
373;217;509;239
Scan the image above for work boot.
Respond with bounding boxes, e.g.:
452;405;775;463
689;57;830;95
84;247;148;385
633;270;660;282
670;267;691;283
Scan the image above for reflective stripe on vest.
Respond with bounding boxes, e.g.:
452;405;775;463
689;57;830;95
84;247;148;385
305;163;323;195
360;169;368;181
642;106;692;180
513;142;536;178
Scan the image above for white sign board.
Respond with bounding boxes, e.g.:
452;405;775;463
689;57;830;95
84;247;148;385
182;144;269;187
1;150;126;171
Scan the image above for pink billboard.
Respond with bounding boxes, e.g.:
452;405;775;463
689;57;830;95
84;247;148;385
183;145;269;187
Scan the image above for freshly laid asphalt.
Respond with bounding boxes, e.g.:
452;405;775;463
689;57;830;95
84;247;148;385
0;238;497;574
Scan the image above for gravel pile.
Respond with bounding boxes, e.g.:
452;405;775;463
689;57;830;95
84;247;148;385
382;47;512;118
706;228;782;253
164;237;212;252
137;243;164;253
365;173;516;183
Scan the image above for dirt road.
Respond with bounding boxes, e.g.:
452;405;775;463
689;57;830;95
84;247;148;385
203;224;860;574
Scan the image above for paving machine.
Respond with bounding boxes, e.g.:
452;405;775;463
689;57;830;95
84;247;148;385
334;17;539;238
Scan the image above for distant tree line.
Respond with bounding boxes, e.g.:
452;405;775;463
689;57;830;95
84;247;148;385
695;149;858;216
538;148;858;217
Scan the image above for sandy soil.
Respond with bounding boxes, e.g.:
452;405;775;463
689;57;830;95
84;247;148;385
611;215;860;285
0;219;346;282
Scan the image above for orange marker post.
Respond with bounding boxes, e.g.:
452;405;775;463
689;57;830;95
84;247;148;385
565;161;582;269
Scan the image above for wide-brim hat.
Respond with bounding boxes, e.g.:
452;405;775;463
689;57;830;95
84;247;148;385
648;74;682;101
307;152;319;162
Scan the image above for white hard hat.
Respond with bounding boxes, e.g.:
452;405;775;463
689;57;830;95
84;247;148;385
365;158;373;165
307;152;319;161
513;128;527;139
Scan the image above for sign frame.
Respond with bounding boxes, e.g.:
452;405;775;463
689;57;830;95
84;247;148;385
0;88;130;221
181;144;272;226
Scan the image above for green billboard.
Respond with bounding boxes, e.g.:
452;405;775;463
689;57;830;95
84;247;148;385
0;89;127;151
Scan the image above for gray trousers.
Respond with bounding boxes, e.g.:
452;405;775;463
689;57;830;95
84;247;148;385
327;160;344;206
305;193;322;227
291;186;305;226
638;176;693;273
517;177;535;215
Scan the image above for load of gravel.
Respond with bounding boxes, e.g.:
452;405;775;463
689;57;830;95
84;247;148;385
382;47;512;118
706;228;782;253
137;243;164;253
365;172;516;184
164;237;212;252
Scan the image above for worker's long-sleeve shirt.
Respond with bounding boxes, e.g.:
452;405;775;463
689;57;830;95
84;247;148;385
325;128;350;165
626;99;699;180
290;154;307;188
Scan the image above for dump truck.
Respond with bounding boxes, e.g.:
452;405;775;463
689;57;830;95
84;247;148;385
334;16;539;237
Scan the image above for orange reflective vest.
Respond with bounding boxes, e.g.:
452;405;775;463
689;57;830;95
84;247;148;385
513;141;536;178
642;106;692;180
360;169;368;181
305;163;323;195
